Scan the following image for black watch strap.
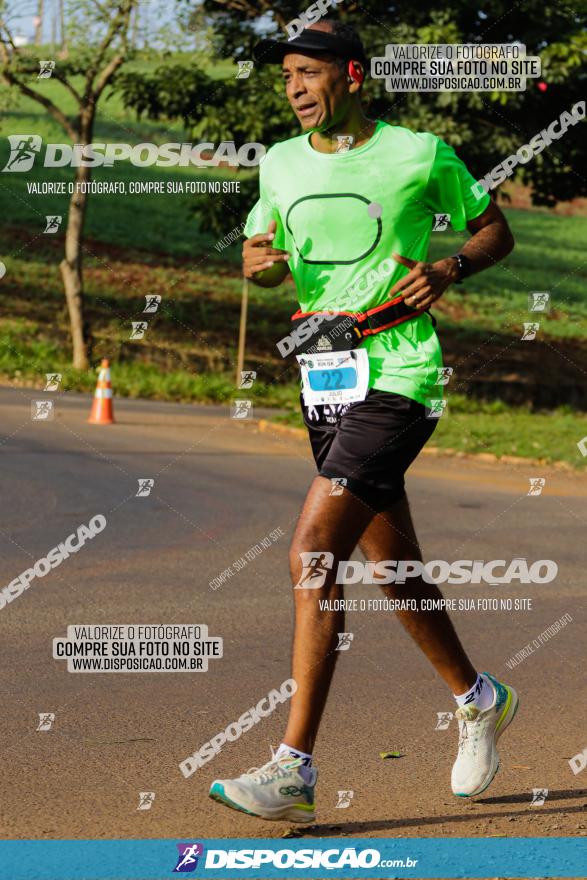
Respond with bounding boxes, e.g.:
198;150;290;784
451;253;472;284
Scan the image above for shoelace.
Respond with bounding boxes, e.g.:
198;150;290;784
457;718;485;756
242;750;302;785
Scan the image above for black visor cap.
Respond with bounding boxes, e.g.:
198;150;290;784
253;29;367;66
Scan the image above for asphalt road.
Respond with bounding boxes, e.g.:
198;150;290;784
1;385;585;842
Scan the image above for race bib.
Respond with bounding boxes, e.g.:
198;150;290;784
297;349;369;406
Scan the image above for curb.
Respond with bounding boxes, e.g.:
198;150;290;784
258;419;306;439
257;419;575;472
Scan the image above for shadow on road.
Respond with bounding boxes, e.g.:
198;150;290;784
478;787;587;805
289;795;587;837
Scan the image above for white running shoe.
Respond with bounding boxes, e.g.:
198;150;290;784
209;749;317;822
451;672;519;797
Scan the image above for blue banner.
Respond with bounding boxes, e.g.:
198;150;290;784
0;837;585;879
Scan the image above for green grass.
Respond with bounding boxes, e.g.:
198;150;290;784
1;51;233;141
3;303;585;467
427;213;587;339
1;89;586;467
0;56;254;258
273;395;587;467
0;315;300;408
436;398;586;463
0;137;251;259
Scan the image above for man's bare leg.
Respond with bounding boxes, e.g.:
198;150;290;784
358;494;476;694
210;487;517;816
282;476;376;753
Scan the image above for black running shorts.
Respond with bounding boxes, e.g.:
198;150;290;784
301;389;438;511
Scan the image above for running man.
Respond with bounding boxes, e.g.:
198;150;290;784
210;20;519;823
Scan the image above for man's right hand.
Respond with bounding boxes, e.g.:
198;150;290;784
242;220;291;286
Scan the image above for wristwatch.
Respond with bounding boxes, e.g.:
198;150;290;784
451;253;472;285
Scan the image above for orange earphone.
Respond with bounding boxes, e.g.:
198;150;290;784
347;60;364;85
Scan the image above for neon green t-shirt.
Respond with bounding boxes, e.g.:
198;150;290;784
244;120;489;405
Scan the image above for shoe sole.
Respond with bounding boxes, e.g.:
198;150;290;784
209;782;316;823
454;685;519;798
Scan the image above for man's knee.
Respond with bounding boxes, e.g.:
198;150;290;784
289;527;339;593
290;523;328;558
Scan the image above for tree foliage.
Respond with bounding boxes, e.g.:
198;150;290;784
160;0;587;206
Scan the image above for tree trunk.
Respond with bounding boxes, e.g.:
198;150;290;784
35;0;44;45
130;1;139;48
59;0;68;57
59;161;92;370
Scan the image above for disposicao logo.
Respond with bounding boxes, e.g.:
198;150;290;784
2;136;265;171
173;843;204;873
3;135;43;172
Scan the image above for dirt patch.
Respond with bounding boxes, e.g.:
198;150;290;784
440;327;587;409
500;182;587;217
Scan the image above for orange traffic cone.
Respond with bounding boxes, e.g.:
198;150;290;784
88;359;115;424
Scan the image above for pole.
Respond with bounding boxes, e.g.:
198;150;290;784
235;277;248;387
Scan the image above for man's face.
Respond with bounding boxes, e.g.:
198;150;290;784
282;51;351;132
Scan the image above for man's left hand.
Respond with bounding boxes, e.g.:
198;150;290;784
389;253;459;310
